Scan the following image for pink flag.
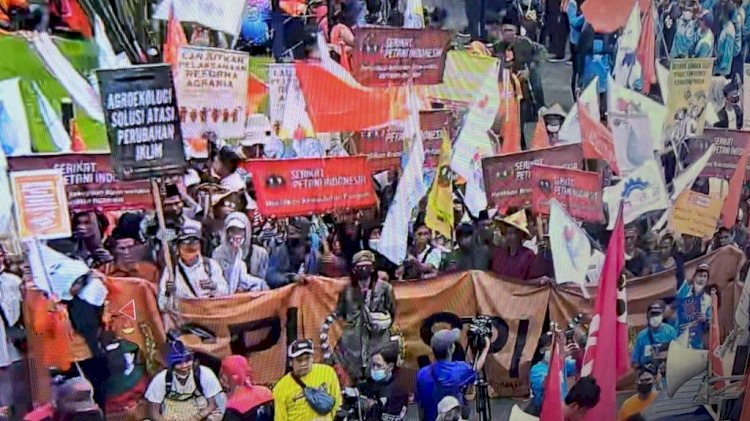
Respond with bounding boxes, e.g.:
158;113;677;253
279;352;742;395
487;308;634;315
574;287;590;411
637;3;656;94
581;204;629;420
540;333;565;421
709;289;724;390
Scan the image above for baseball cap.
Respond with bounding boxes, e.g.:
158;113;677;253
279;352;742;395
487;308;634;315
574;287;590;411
647;301;664;315
288;339;314;358
430;328;461;355
696;262;710;273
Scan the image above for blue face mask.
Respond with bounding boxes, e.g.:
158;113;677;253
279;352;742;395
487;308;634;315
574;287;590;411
371;368;387;382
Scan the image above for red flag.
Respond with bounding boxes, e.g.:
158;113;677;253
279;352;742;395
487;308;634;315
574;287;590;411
721;145;749;228
582;0;637;33
295;62;405;132
579;100;620;174
636;3;656;94
69;119;86;152
55;0;92;38
163;4;187;68
247;72;268;116
581;205;629;421
531;116;550;150
709;290;725;390
540;333;565;421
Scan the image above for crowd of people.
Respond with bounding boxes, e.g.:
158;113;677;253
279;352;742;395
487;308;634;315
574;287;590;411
1;0;750;420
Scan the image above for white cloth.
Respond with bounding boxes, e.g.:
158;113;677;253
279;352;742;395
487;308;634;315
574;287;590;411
144;366;222;403
26;242;106;305
728;106;738;130
603;160;670;229
0;272;22;368
158;256;229;311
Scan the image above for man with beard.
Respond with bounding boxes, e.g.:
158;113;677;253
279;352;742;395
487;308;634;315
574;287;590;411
145;340;223;421
157;221;229;312
335;250;397;384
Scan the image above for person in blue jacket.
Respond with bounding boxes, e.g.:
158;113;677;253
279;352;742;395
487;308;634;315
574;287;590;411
567;0;586;99
668;262;713;350
631;301;678;371
715;7;738;76
528;333;579;415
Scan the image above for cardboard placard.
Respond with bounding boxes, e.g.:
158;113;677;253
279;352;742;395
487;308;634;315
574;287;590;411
351;27;451;87
670;190;722;239
10;169;71;240
97;65;187;181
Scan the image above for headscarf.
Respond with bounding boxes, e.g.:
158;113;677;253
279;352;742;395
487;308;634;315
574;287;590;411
221;355;273;414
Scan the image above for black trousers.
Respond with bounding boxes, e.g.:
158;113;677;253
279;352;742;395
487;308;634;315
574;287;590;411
67;297;109;411
543;0;569;58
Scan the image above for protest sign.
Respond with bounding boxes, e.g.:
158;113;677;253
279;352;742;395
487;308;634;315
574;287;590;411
482;144;584;210
662;58;714;144
10;169;71;240
241;156;376;217
355;110;450;172
686;128;750;178
176;46;249;158
97;65;186;181
549;200;595;289
531;165;603;222
350;27;451;87
8;154;153;212
670;190;722;239
152;0;246;35
603;159;670;229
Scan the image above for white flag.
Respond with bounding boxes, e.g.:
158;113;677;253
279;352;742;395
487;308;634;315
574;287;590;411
377;89;427;264
558;77;600;143
549;199;594;293
603;159;670;229
94;14;131;69
404;0;425;28
31;82;71;153
613;3;641;88
671;144;716;200
608;75;667;153
449;61;500;216
0;78;31;156
153;0;246;35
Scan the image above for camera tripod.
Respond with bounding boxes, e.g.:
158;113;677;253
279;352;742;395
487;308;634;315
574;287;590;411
474;358;492;421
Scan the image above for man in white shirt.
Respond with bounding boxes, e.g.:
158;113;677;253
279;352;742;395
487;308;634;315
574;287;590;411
145;340;223;421
158;221;229;312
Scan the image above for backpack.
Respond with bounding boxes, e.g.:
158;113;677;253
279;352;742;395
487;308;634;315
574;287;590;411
165;362;204;398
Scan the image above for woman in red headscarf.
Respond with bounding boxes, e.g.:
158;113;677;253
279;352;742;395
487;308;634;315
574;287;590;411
220;355;274;421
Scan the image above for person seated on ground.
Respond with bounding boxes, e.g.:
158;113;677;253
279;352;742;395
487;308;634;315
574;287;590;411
415;328;490;421
219;355;273;421
158;221;229;312
272;339;342;421
509;376;601;420
359;343;409;421
145;340;224;421
266;217;321;289
631;301;677;371
666;262;713;350
211;212;268;294
491;211;536;280
527;333;579;415
619;365;659;421
441;223;491;272
624;226;650;278
395;221;442;280
335;250;397;384
106;212;160;287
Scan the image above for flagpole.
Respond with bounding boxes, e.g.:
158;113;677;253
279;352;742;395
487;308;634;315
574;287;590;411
151;179;180;329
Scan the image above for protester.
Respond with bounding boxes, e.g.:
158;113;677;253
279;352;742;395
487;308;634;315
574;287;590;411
716;82;743;128
68;211;113;267
106;212;160;286
441;223;491;272
266;217;320;289
359;343;409;421
491;213;536;280
671;5;699;58
694;10;716;58
211;212;269;294
0;247;22;369
539;104;567;145
145;340;224;421
272;339;342;421
509;376;601;420
567;0;586;98
415;328;490;421
715;5;738;76
631;301;677;370
618;365;659;421
335;250;397;384
219;355;274;421
158;221;230;312
669;262;713;349
396;222;441;280
528;334;579;414
625;227;651;278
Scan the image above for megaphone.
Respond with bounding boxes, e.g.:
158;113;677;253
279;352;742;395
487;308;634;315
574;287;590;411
665;340;708;397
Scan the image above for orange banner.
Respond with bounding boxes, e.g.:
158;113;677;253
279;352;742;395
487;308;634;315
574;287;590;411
10;170;72;240
241;156;377;217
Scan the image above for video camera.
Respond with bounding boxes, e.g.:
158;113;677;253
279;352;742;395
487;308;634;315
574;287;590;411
467;315;493;353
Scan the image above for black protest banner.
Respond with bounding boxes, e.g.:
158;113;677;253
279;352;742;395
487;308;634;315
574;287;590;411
97;65;187;181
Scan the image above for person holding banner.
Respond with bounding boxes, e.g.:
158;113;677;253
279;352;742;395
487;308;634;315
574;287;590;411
667;262;713;349
157;221;229;312
211;212;268;294
491;213;536;280
395;222;441;281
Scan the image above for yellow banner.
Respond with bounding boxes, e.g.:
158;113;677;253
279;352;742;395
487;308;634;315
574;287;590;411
670;190;723;239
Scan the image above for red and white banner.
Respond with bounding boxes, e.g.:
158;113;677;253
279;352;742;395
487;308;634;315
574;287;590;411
531;165;604;222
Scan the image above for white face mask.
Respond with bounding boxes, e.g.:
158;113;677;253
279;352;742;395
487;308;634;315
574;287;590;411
546;124;561;133
368;239;380;250
543;349;551;362
649;315;663;329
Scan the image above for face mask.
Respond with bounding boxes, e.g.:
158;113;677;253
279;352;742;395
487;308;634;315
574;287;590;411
543;350;551;362
179;245;201;262
729;96;740;104
371;369;387;382
649;315;663;328
637;382;653;395
355;266;373;281
368;239;380;250
546;123;561;133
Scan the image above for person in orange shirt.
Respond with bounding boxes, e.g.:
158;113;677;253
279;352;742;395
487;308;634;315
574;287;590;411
0;0;28;29
618;365;659;421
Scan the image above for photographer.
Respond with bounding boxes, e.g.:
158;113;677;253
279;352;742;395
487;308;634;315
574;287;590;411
631;301;676;371
415;328;490;421
528;334;580;415
358;343;409;421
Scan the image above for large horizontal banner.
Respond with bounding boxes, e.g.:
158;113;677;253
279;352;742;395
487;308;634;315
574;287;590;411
482;144;584;210
241;156;377;217
355;110;451;173
10;170;71;240
351;27;451;87
7;154;153;213
686;128;750;179
176;46;249;158
97;65;187;181
531;165;604;222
